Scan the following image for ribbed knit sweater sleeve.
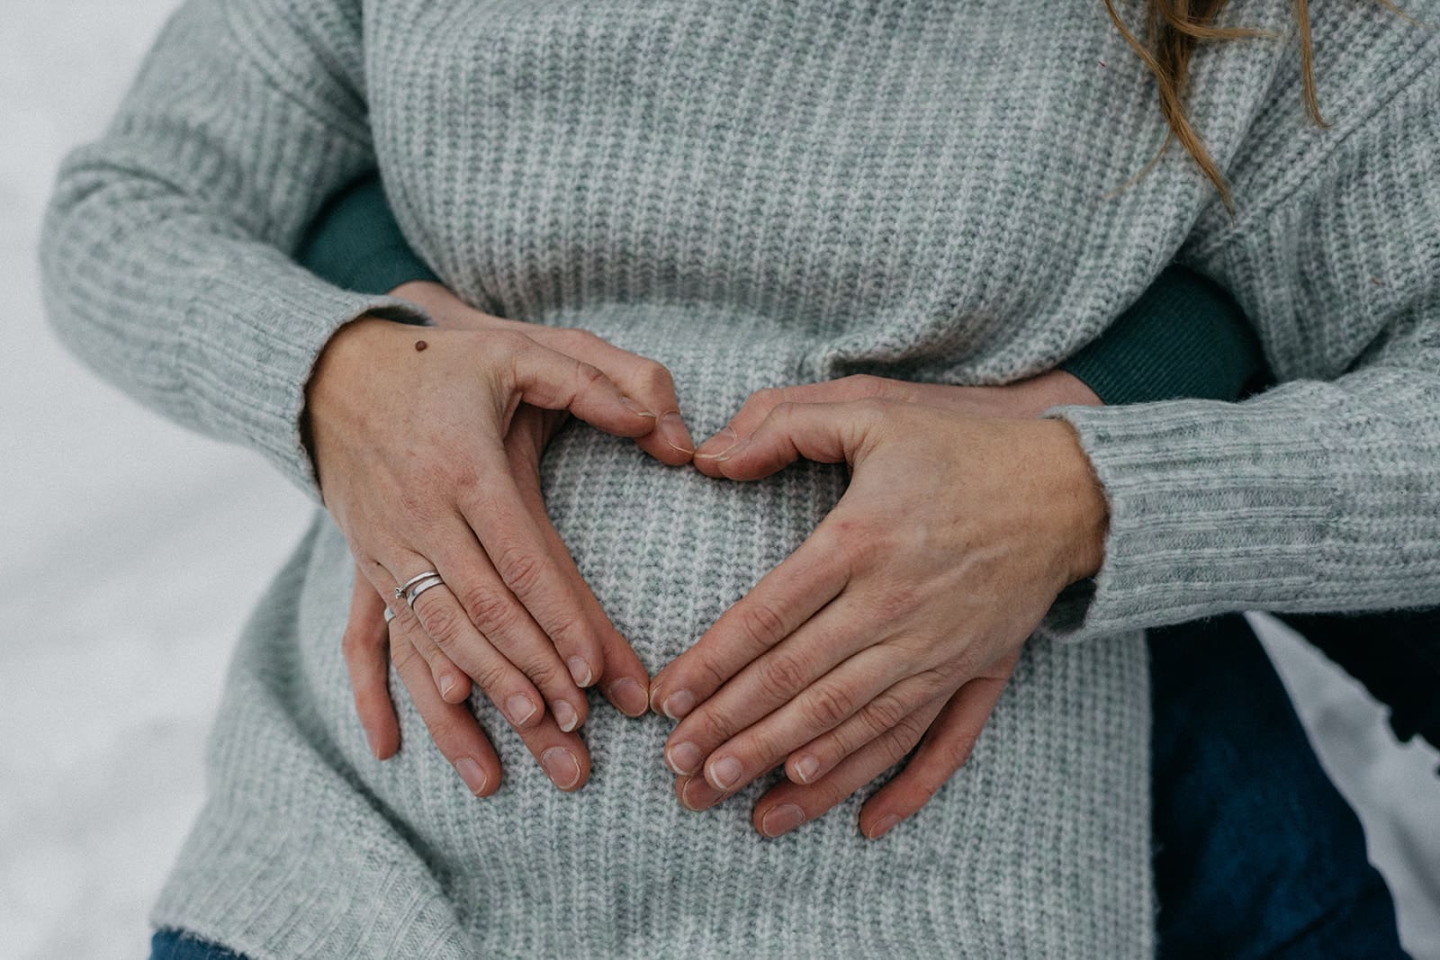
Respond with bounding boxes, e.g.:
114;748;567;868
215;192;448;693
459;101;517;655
39;0;426;502
1042;37;1440;641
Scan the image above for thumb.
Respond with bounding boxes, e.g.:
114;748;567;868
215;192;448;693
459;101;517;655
706;399;884;481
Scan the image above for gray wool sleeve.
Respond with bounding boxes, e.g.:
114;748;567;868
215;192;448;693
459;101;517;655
1041;50;1440;641
39;0;427;503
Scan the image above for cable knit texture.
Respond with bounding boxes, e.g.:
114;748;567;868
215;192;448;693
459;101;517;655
39;0;1439;957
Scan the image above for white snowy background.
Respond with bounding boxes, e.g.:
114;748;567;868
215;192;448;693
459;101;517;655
1;1;1436;957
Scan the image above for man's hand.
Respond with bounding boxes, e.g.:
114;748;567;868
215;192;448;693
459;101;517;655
651;373;1106;836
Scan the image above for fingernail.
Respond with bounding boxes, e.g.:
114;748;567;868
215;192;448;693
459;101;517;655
661;689;695;720
792;754;820;784
608;678;648;717
454;758;489;796
694;425;738;459
567;657;593;687
553;700;579;732
364;725;381;759
660;412;694;454
506;694;538;726
868;814;902;840
707;755;743;790
666;741;703;775
680;776;717;812
542;747;581;789
760;803;806;837
439;674;456;699
621;397;656;418
711;437;749;463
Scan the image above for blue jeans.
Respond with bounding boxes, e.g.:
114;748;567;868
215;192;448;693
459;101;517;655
1149;614;1406;959
152;616;1405;959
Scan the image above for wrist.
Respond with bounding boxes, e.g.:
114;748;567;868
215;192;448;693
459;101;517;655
390;280;452;311
1035;419;1109;585
1017;369;1103;416
303;316;413;493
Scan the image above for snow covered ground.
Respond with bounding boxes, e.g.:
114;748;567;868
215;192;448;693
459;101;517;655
1;2;1436;957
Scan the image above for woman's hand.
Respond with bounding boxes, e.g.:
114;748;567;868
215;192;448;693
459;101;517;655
343;405;612;793
649;374;1107;835
309;286;692;783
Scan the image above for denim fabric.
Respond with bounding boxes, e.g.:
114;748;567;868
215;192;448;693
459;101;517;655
1150;614;1408;959
151;617;1406;960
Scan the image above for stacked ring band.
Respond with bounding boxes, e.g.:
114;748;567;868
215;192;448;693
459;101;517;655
394;571;441;601
404;574;445;608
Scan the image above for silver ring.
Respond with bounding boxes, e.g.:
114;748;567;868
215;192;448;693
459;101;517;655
384;606;396;624
405;574;445;608
395;571;440;602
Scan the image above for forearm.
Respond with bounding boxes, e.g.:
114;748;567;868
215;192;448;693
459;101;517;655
41;0;426;501
1041;69;1440;640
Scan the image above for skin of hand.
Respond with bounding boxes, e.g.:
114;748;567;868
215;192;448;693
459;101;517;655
311;281;694;794
647;373;1108;838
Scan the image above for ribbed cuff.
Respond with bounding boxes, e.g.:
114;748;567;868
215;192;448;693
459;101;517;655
1037;394;1337;642
1059;266;1267;407
182;255;428;504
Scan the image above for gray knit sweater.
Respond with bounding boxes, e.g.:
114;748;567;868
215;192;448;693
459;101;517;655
41;0;1440;956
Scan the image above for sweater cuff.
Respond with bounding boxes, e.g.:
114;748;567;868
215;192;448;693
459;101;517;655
1059;266;1267;407
184;257;428;503
1036;394;1336;642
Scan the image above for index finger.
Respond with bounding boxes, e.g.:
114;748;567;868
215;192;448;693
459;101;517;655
649;524;850;720
544;329;694;464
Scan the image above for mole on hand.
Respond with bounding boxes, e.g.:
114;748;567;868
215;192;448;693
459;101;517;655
414;340;429;352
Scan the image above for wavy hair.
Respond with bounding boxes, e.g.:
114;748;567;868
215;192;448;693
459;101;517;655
1105;0;1416;212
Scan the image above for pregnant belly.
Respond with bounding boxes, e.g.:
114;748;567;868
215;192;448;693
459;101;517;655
279;310;1150;954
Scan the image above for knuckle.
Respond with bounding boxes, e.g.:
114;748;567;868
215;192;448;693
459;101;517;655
395;488;431;521
530;658;572;693
414;597;463;648
856;396;893;423
494;545;546;599
860;691;910;736
834;527;880;571
941;731;981;771
914;668;955;698
470;661;510;696
457;582;518;636
876;714;926;760
490;328;530;356
756;652;808;702
575;361;608;391
843;374;887;399
638;359;676;393
750;386;785;411
736;600;789;649
546;616;595;659
693;708;737;747
742;727;785;766
870;583;919;622
679;654;731;698
340;626;370;659
803;684;856;730
770;400;800;425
